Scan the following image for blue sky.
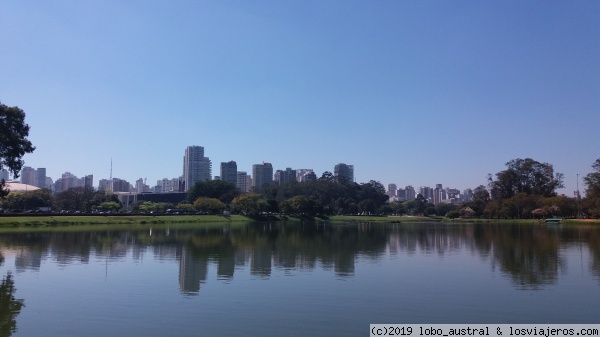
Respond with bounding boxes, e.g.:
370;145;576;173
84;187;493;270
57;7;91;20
1;1;598;195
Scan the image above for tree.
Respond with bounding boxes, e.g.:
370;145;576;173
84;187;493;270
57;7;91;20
318;171;334;182
435;203;457;217
403;195;428;215
193;197;226;214
54;187;96;212
97;201;121;212
490;158;564;199
280;195;315;216
230;193;269;216
0;103;35;197
468;185;490;216
0;272;25;336
583;158;600;198
187;180;239;204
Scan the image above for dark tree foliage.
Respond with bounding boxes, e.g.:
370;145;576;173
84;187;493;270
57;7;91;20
252;178;389;216
0;103;35;197
489;158;564;199
403;194;429;215
583;158;600;198
0;272;25;336
463;185;490;216
54;188;120;212
187;180;240;204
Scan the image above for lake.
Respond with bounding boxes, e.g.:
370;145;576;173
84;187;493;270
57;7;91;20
0;222;598;336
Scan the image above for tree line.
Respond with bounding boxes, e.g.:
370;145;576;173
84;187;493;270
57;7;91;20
2;157;600;220
1;102;599;219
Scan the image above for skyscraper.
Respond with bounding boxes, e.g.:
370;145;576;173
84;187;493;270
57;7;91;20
237;171;250;193
36;168;46;188
183;146;212;191
334;163;354;183
387;184;397;198
20;166;36;186
274;167;296;185
220;161;238;187
252;163;273;189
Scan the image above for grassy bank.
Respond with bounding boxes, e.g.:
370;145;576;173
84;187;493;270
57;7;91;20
0;214;254;229
0;214;597;231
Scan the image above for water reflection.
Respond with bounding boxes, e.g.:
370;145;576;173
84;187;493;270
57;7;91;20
0;273;24;337
0;223;598;295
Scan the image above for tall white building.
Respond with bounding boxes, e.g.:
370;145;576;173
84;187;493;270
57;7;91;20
155;178;180;193
20;166;37;186
387;184;397;198
183;146;212;191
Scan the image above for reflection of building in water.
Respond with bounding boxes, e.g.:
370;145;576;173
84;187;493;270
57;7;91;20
153;245;179;261
235;248;250;267
15;249;43;272
334;253;355;277
216;252;235;280
250;245;271;277
178;247;208;295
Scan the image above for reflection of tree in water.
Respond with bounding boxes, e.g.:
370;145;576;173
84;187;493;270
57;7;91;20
482;225;564;289
177;223;390;282
0;223;597;291
585;229;600;282
0;273;24;337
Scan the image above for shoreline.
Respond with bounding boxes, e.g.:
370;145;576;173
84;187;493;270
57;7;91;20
0;214;597;231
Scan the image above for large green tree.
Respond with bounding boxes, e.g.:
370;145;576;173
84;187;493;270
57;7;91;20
0;103;35;197
230;193;269;216
583;158;600;198
193;197;226;214
489;158;564;199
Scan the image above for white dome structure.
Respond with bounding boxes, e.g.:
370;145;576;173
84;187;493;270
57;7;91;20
3;181;40;192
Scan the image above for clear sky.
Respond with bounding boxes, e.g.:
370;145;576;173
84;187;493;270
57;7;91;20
1;1;598;196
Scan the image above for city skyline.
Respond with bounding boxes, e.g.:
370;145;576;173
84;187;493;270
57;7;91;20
1;1;597;197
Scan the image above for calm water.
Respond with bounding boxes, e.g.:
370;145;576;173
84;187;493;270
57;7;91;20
0;222;598;337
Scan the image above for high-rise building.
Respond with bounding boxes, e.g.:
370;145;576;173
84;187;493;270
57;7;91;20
387;184;397;198
0;169;9;182
396;189;407;201
98;179;111;192
462;188;473;202
419;186;433;202
53;172;78;192
155;178;179;193
274;167;296;185
136;178;146;193
334;163;354;183
252;163;273;189
237;172;250;193
20;166;36;186
83;175;94;189
405;185;416;200
183;146;212;191
295;169;312;182
112;178;131;192
433;184;446;205
220;161;238;187
300;170;317;182
36;168;46;188
45;177;53;190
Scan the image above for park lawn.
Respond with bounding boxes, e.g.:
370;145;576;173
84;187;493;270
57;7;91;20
0;214;254;229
